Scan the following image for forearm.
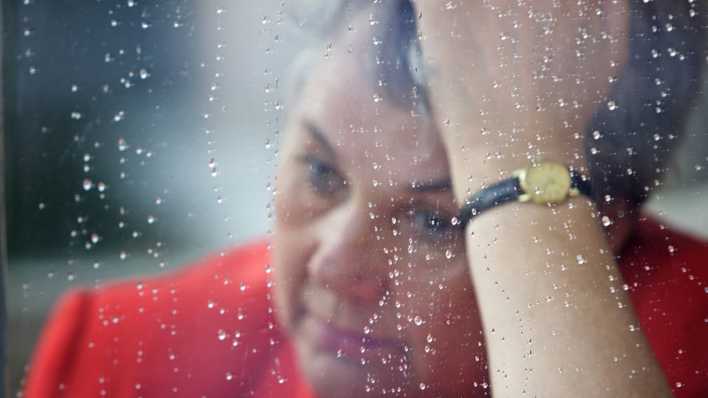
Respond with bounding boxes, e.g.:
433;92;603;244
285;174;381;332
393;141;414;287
457;188;670;397
411;0;670;393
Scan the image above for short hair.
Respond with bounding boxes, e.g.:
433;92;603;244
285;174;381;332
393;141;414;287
290;0;707;210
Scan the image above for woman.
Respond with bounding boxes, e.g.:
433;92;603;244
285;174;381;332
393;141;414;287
25;1;708;397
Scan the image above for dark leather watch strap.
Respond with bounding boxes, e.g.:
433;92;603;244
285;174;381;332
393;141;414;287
457;172;592;228
570;171;593;197
457;178;522;228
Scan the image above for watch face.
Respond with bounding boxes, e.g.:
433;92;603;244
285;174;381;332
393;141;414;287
523;162;572;204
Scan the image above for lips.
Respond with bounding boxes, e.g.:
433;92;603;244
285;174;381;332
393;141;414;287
307;317;403;359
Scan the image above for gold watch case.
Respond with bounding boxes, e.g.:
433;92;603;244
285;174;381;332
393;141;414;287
514;162;580;204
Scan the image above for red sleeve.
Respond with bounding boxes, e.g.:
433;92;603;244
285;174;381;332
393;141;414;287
621;218;708;398
22;241;284;398
24;290;95;398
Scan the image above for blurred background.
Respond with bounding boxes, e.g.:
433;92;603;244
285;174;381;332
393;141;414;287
3;0;708;396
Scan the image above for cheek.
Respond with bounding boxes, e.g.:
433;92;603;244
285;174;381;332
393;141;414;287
272;214;316;331
397;259;487;390
274;170;308;227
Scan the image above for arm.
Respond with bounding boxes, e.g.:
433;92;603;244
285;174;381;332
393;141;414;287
412;1;671;396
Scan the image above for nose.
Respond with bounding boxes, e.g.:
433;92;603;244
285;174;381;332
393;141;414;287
307;201;390;305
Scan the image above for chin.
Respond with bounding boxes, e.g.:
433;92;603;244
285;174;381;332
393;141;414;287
300;350;369;398
292;328;422;398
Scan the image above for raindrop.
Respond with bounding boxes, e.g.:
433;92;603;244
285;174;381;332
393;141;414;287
117;138;129;151
601;216;613;227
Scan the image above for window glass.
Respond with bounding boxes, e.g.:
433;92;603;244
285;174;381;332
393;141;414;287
7;1;708;397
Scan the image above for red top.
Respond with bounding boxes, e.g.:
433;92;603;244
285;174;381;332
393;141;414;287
24;217;708;397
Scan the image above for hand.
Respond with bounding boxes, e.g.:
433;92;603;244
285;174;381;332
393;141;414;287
413;0;629;198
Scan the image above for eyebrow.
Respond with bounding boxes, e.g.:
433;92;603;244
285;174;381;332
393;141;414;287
303;120;337;158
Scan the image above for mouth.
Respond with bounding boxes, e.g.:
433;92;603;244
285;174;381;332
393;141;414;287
303;316;404;360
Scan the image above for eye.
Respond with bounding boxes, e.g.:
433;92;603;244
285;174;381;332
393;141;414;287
299;154;347;197
407;208;460;242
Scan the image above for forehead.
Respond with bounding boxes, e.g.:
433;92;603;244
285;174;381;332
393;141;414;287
292;45;448;184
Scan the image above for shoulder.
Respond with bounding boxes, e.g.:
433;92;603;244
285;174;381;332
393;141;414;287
25;240;283;398
620;215;708;398
621;214;708;295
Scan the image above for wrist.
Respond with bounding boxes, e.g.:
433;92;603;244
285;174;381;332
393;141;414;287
444;133;588;205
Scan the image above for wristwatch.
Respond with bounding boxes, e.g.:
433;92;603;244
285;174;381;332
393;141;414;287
457;161;592;227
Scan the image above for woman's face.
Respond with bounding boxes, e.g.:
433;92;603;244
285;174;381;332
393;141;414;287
272;23;487;398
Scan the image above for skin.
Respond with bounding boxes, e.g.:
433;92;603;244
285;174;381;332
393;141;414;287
272;12;487;398
414;0;672;397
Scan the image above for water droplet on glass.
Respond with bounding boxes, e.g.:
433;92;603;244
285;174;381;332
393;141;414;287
601;216;613;227
117;137;128;151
